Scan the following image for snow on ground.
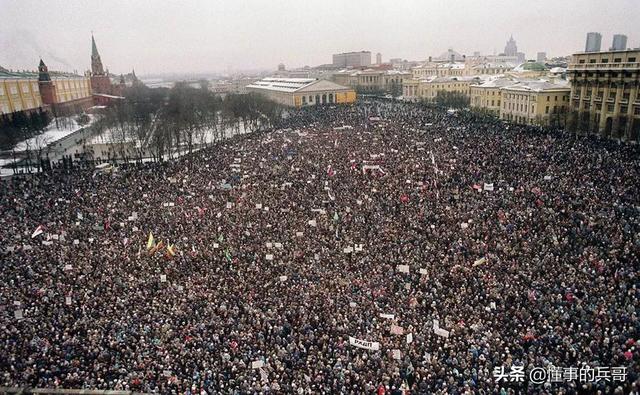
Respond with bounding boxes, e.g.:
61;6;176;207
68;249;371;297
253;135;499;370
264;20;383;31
12;114;97;152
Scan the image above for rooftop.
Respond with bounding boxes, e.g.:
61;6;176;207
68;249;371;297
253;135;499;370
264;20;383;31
501;80;569;92
247;78;351;94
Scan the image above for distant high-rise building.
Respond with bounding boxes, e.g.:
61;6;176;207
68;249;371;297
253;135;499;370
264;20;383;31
610;34;627;50
278;63;286;71
504;35;518;56
537;52;547;63
585;32;602;52
376;53;382;65
332;51;371;68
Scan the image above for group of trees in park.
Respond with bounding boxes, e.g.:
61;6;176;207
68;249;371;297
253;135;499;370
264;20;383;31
0;109;50;151
433;90;471;109
91;82;284;163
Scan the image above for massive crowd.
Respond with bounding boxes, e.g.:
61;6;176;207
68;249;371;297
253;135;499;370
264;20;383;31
1;101;638;394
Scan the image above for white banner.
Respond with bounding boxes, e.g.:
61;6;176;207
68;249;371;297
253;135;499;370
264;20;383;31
349;336;380;351
397;264;409;273
380;313;395;320
434;327;450;338
483;183;494;191
252;360;265;369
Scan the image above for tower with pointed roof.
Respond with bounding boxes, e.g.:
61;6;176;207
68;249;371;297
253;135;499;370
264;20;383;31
91;34;105;76
37;59;56;105
89;34;113;97
504;35;518;57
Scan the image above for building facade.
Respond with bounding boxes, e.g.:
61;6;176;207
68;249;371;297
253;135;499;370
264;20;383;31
610;34;628;51
332;69;410;94
567;49;640;140
38;59;93;116
0;71;42;115
470;78;515;115
332;51;372;68
585;32;602;52
500;81;570;127
246;78;356;107
403;76;479;102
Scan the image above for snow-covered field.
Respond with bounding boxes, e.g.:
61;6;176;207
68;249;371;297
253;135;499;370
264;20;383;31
12;115;97;152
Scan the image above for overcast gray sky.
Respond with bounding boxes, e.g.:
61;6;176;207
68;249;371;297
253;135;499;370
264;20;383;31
1;0;638;76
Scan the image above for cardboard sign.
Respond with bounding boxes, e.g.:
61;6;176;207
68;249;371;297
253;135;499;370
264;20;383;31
483;183;494;191
390;324;404;335
266;254;274;261
406;333;414;344
419;268;428;275
397;264;410;273
160;274;167;282
252;360;265;369
380;313;395;320
392;349;401;360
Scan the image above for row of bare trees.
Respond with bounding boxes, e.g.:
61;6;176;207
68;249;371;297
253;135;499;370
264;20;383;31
90;82;284;163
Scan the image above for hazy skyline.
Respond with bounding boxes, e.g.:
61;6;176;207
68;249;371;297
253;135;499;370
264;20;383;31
1;0;638;76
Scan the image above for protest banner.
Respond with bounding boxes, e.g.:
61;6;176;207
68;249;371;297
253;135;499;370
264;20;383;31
483;183;494;191
348;336;380;351
434;327;450;338
397;264;409;273
380;313;395;320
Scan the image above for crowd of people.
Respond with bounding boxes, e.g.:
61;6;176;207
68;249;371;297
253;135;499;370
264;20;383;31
1;100;638;394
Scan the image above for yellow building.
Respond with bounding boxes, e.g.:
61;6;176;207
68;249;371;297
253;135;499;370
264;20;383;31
500;80;570;127
567;49;640;140
470;78;515;115
246;77;356;107
411;62;468;79
1;64;93;116
49;76;92;104
0;71;42;115
403;76;480;102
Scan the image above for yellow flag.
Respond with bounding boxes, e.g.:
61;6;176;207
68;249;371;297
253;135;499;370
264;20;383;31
167;243;175;257
146;232;155;250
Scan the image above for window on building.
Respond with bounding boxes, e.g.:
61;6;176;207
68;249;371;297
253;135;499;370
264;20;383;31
635;107;640;115
601;58;608;63
621;105;628;113
579;59;585;64
628;57;636;62
555;96;558;101
589;59;596;63
10;86;17;94
545;106;549;114
607;104;614;112
614;58;622;63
